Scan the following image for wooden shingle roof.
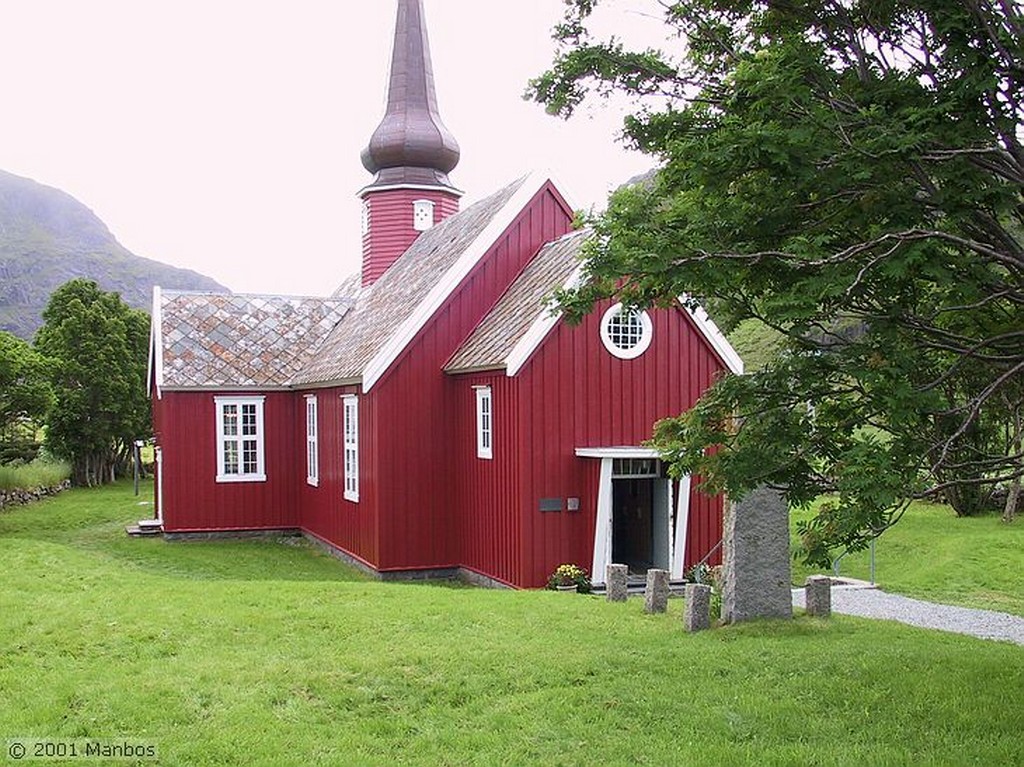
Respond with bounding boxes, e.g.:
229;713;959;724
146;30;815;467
156;292;351;390
445;229;588;374
292;175;528;386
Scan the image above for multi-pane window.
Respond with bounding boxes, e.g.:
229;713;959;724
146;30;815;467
215;396;266;482
305;395;318;487
600;303;654;360
342;395;359;502
475;386;493;460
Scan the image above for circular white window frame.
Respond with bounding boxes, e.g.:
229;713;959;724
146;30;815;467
599;303;653;360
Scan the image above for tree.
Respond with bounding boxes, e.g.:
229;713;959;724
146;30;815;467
34;279;151;486
0;330;52;462
529;0;1023;564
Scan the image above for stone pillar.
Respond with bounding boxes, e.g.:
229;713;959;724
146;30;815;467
683;583;712;632
804;575;832;618
644;568;670;614
606;564;628;602
722;486;792;623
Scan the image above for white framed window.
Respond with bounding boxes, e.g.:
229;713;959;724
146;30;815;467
474;386;493;460
413;199;435;231
215;396;266;483
342;395;359;502
305;395;319;487
600;303;653;360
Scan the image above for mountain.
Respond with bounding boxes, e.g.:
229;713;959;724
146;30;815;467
0;169;227;339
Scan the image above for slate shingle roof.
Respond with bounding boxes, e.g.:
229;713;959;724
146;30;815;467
445;228;588;373
292;176;527;385
159;292;351;388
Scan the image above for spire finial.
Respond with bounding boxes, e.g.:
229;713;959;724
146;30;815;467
361;0;460;189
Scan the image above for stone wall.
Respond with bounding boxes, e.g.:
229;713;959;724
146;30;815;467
0;481;71;511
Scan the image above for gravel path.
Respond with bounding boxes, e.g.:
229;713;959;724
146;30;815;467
792;585;1024;646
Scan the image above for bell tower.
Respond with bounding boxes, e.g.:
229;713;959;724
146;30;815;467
359;0;462;287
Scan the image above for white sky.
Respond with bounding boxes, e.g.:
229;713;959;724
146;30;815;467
0;1;666;296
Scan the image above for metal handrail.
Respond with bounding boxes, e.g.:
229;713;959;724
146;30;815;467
832;538;876;585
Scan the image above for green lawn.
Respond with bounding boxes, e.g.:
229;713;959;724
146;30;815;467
791;499;1024;616
1;483;1022;766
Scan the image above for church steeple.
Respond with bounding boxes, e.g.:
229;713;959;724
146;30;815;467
361;0;461;190
359;0;463;286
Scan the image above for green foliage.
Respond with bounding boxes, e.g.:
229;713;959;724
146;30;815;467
531;0;1023;565
546;562;593;592
0;481;1022;765
0;458;71;492
34;279;151;486
0;330;52;445
791;498;1024;616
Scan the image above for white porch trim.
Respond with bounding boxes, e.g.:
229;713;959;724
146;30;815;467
671;474;692;579
591;457;614;584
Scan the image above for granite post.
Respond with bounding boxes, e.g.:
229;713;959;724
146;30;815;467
722;486;792;623
606;563;628;602
804;575;832;618
644;568;669;614
683;583;712;632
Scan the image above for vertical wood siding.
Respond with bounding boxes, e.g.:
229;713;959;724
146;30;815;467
370;183;574;573
157;391;299;532
296;386;379;568
514;304;728;587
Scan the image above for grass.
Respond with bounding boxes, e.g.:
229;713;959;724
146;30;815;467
791;499;1024;616
0;458;71;492
1;482;1022;766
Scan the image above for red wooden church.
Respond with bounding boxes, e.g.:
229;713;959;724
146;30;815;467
147;0;743;589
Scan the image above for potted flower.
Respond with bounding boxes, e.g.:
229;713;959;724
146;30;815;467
547;563;591;593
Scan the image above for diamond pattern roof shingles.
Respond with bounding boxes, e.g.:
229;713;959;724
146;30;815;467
160;293;351;388
293;176;527;385
445;228;589;373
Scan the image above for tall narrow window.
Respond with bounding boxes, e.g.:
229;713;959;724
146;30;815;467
305;395;319;487
215;396;266;482
475;386;493;460
342;395;359;501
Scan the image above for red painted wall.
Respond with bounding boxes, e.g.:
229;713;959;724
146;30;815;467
294;386;378;568
155;391;299;532
368;182;575;573
361;188;461;286
512;303;728;587
449;373;524;587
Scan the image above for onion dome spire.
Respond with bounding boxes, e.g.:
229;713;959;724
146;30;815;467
361;0;461;190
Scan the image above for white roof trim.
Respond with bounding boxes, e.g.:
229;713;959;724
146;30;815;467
575;446;660;459
679;297;744;375
149;286;163;400
358;182;465;198
362;170;569;392
505;259;585;377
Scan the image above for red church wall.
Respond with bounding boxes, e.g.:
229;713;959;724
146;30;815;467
514;303;729;588
361;189;461;286
449;373;524;587
156;391;299;532
295;386;379;569
370;182;575;574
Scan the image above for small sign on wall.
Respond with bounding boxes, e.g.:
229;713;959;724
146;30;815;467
567;497;580;512
539;498;563;513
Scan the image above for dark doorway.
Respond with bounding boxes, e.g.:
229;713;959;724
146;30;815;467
612;478;655;575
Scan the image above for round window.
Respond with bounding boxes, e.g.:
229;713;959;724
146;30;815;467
600;303;653;360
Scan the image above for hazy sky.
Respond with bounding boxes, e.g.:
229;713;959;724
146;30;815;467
0;1;666;296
